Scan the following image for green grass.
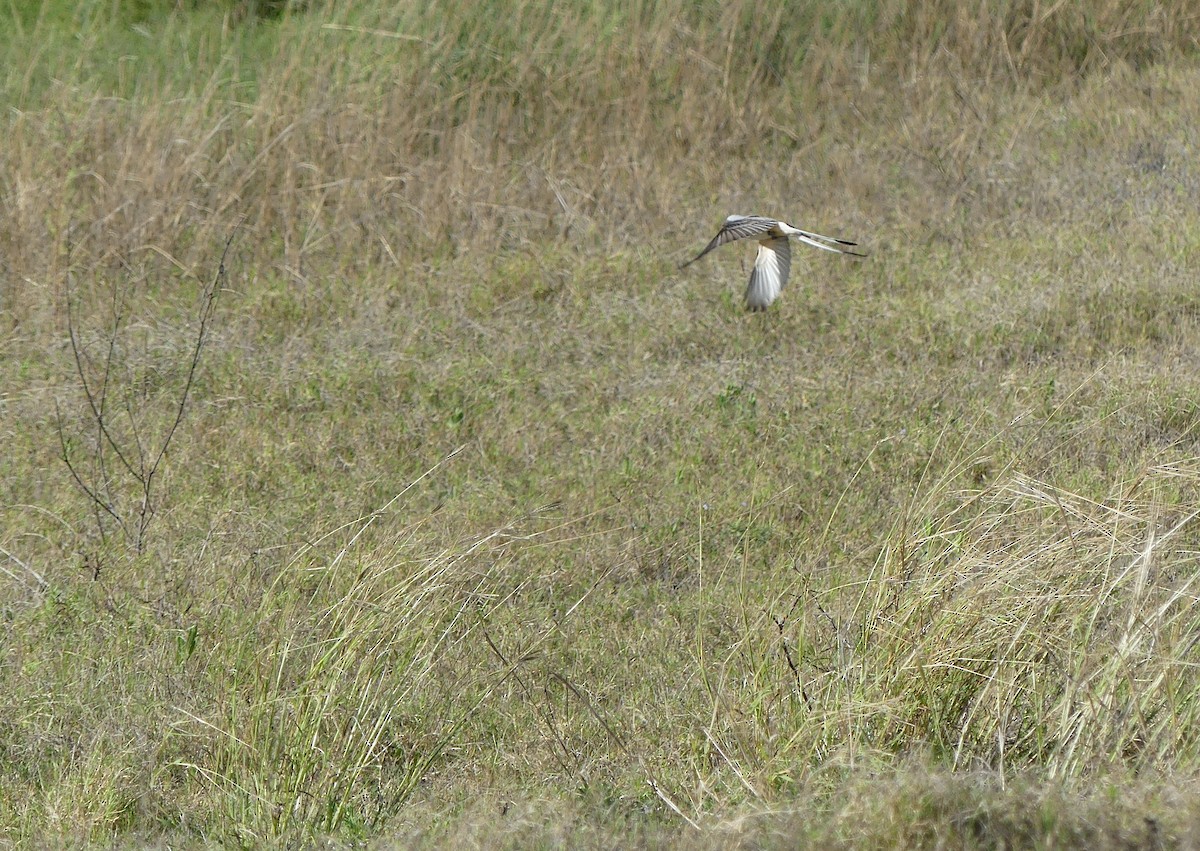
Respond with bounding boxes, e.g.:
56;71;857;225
5;0;1200;846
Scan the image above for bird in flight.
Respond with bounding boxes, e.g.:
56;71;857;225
680;215;865;311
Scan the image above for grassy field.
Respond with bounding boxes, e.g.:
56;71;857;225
5;0;1200;846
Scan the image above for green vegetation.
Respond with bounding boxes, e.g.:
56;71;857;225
4;0;1200;845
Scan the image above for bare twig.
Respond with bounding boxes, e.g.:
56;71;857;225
135;229;236;548
57;226;238;557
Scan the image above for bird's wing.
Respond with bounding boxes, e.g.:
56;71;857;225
680;216;778;268
745;236;791;310
790;227;867;257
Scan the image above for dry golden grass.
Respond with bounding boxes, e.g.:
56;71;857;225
5;0;1196;294
5;0;1200;846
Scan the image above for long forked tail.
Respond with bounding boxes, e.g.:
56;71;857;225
792;229;867;257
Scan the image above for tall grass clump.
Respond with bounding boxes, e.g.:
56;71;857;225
690;445;1200;809
166;459;586;843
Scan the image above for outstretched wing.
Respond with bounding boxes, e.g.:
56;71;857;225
745;236;791;311
680;216;778;268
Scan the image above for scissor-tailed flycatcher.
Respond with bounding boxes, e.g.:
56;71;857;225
681;215;865;311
